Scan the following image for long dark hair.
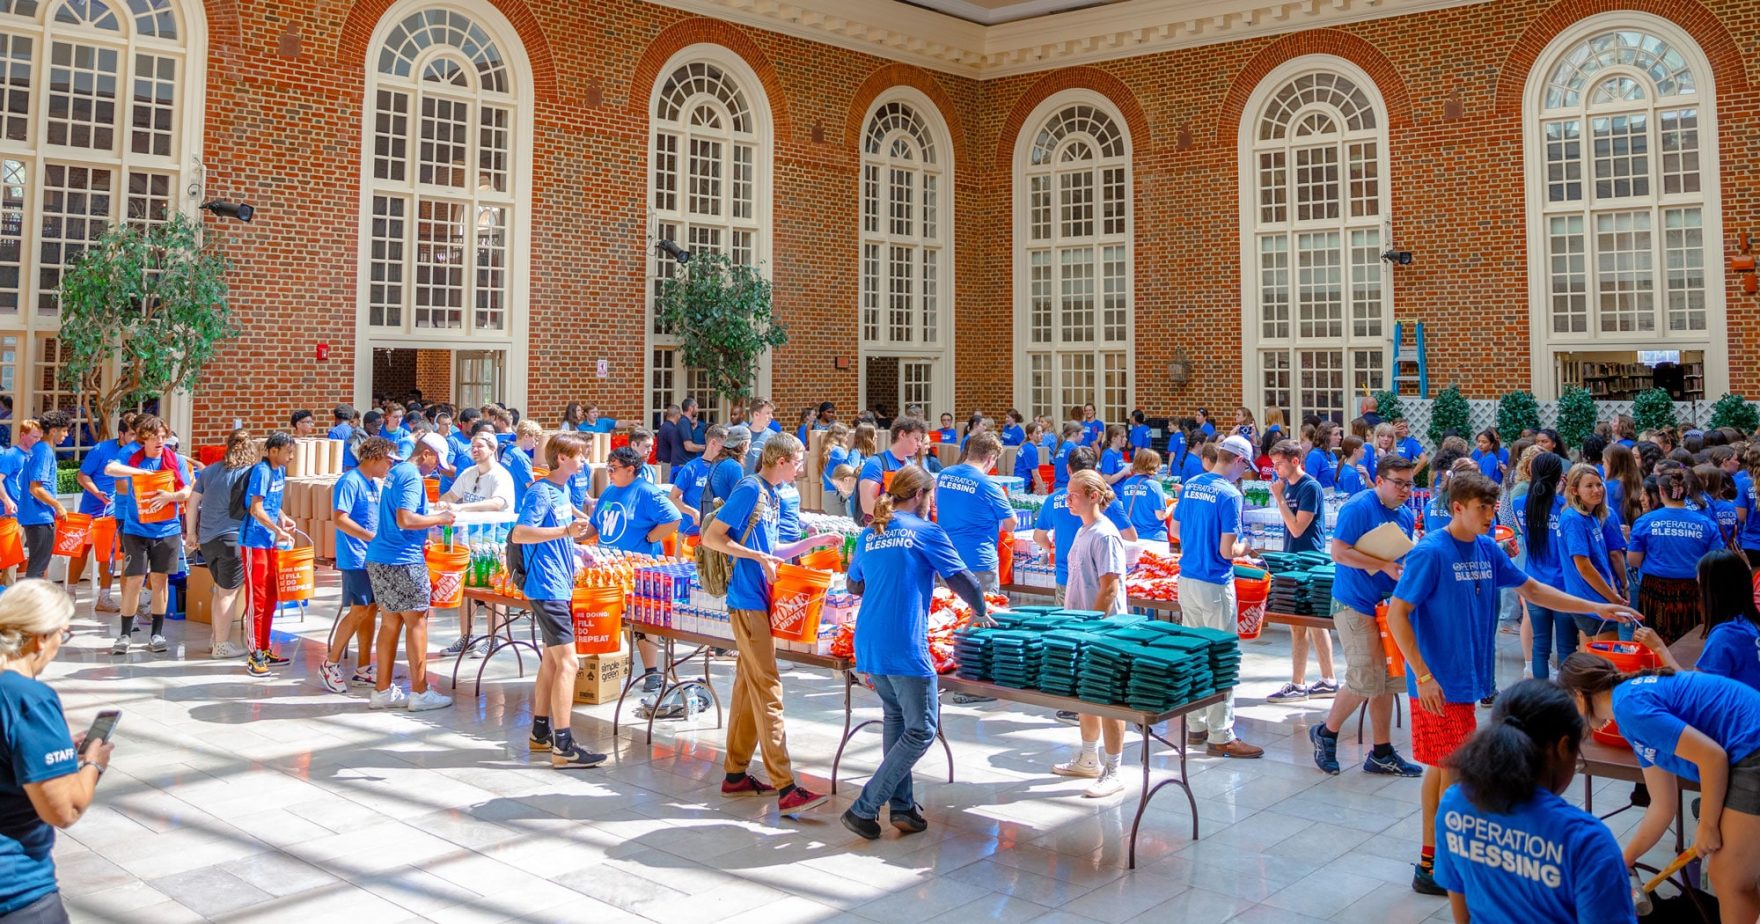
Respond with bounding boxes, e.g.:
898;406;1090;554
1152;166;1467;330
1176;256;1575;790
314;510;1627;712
1524;452;1564;562
1557;651;1676;727
1448;679;1584;814
1699;549;1760;635
1604;443;1645;524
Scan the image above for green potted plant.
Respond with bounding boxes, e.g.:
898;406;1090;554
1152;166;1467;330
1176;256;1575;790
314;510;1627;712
1706;393;1758;435
1373;389;1405;427
57;212;237;439
655;251;786;407
1497;390;1542;440
1427;385;1470;446
1632;388;1678;433
1555;386;1597;452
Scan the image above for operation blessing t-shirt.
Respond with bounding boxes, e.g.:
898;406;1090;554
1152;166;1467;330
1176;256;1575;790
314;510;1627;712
330;468;379;571
1033;488;1131;586
848;510;967;677
365;461;429;567
1738;471;1760;551
1613;671;1760;781
1173;471;1241;585
858;450;909;489
1119;474;1169;541
1012;441;1039;487
1330;489;1415;615
591;479;680;557
77;438;126;516
672;457;710;537
1393;529;1526;703
712;475;780;612
0;672;79;915
517;479;578;601
1302;447;1336;490
1431;786;1635;924
1100;448;1126;478
934;462;1014;572
1630;507;1723;580
240;461;286;550
500;444;534;511
1516;493;1566;589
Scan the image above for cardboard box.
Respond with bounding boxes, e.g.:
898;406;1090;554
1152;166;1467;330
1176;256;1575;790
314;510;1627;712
574;651;630;704
185;563;212;624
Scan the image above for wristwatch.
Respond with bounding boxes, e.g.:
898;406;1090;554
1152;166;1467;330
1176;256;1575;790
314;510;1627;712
78;759;105;779
1416;672;1434;685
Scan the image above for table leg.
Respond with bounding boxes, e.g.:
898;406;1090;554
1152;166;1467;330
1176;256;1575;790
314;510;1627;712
612;624;640;732
701;647;724;730
1584;773;1594;815
1128;714;1201;870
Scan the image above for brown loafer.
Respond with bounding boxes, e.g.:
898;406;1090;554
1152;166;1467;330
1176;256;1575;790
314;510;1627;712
1206;739;1264;759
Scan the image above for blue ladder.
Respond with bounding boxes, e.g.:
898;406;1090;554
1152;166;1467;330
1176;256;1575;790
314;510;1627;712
1392;320;1429;398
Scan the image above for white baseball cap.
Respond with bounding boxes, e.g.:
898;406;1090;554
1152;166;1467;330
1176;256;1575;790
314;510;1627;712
1220;435;1256;460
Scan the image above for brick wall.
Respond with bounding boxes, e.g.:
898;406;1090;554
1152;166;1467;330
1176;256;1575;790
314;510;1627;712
189;0;1760;442
370;349;415;400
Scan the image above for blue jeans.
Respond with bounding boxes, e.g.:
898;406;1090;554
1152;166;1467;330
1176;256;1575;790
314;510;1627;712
1529;604;1578;680
852;673;938;820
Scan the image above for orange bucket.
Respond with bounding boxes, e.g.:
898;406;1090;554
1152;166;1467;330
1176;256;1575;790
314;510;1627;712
997;530;1015;586
89;516;117;563
0;518;22;570
1234;572;1271;640
1037;464;1054;491
1375;602;1405;678
133;471;177;523
424;544;470;609
881;470;895;494
572;584;624;655
51;513;93;557
1586;640;1659;673
424;477;440;503
769;562;832;642
801;547;842;572
661;532;677;558
274;544;316;601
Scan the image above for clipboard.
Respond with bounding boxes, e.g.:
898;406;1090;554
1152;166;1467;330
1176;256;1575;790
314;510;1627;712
1353;521;1415;561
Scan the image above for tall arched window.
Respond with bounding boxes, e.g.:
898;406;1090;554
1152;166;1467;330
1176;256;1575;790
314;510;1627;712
1524;16;1724;399
646;49;770;426
1014;93;1131;425
1240;59;1390;425
0;0;200;451
859;90;952;418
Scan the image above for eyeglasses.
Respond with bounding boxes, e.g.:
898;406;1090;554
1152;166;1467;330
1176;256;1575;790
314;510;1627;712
1383;478;1416;490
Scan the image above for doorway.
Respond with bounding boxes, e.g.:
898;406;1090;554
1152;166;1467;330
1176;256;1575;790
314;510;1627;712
369;347;504;409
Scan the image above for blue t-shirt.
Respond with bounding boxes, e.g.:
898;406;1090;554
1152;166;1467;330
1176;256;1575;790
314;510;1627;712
500;444;534;512
777;482;800;544
16;442;55;527
934;428;957;444
1709;498;1739;544
1198;421;1216;438
1471;447;1509;484
858;450;910;490
1100;448;1126;478
77;439;125;517
1336;460;1368;496
1393;529;1527;702
1630;507;1723;580
1516;493;1566;588
0;449;21;518
331;468;379;571
1302;448;1336;490
1398;436;1424;461
1051;442;1076;490
116;449;189;540
1178;451;1206;483
1033;489;1131;586
672;458;709;537
327;423;353;441
1737;472;1760;551
1699;618;1760;691
1557;507;1616;602
1128;424;1151;453
0;672;79;915
568;467;591;512
849;511;968;677
1081;420;1104;446
365;462;429;567
1012;441;1039;487
1331;489;1416;615
517;479;577;600
821;445;850;493
240;461;287;550
1613;672;1760;781
708;458;746;503
591;479;680;557
935;463;1013;573
1432;786;1635;924
1282;475;1326;553
713;476;781;612
1001;424;1026;447
1174;472;1242;585
1119;474;1169;541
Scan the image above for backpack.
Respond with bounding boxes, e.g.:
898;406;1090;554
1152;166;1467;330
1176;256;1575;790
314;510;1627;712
695;471;767;597
228;467;251;521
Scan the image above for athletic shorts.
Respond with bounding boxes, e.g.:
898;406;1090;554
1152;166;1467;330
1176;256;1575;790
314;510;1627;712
1336;603;1398;698
22;524;53;576
200;535;243;590
366;561;429;614
122;533;181;577
1728;748;1760;816
529;598;573;648
340;569;375;607
1411;699;1477;767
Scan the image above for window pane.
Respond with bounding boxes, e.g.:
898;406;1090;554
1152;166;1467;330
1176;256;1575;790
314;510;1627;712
1547;215;1587;334
1591;114;1649;200
1101;244;1126;344
1101;166;1125;236
414;199;465;329
861;242;879;341
888;244;912;343
1659;109;1700;196
1298;349;1345;423
861;163;878;234
474;205;505;331
129;52;174;157
1259;235;1289;341
418;95;468;188
1258;151;1286;224
888;166;913;237
1663;207;1704;332
1260;350;1291;427
1294;145;1339;221
47;41;118;151
1351;349;1385;396
1029;250;1051;345
1594;210;1653;333
687;136;722;217
369;194;406;328
1102;352;1128;425
374;89;409;183
1059;352;1094;421
38;162;112;317
125;170;170;230
1349;229;1382;339
922;172;938;241
1029;353;1051;421
1545;120;1582;203
1347;141;1377;218
652;131;677;211
1059;247;1094;343
0;159;24;315
920;249;937;343
731;143;753;220
0;34;28;143
1059;169;1093;239
478;105;509;194
1296;231;1342;339
1030;175;1050;241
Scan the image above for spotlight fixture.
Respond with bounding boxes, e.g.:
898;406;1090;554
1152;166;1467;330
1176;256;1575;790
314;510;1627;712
657;239;690;263
1381;249;1413;266
200;200;255;223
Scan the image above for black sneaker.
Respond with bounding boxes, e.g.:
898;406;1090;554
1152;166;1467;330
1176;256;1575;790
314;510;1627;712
1054;710;1081;727
841;808;881;840
1412;864;1445;896
1631;783;1651;807
1478;691;1497;708
551;741;607;769
1364;748;1424;778
1308;724;1340;775
642;670;663;693
890;804;928;834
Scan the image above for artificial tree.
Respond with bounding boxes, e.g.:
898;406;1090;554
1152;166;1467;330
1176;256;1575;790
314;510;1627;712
655;251;786;407
1707;393;1759;435
56;213;236;440
1633;388;1678;433
1555;386;1597;453
1427;385;1470;446
1373;389;1405;425
1497;390;1542;440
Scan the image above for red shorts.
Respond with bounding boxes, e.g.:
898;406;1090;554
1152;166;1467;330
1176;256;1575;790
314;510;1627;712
1410;699;1477;767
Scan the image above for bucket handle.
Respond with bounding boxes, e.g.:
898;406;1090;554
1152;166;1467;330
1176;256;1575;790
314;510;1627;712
279;527;313;551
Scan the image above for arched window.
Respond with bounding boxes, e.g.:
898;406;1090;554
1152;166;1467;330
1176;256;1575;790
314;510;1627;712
0;0;199;451
859;91;952;418
1014;93;1131;425
646;48;771;426
1240;60;1390;426
1524;16;1724;399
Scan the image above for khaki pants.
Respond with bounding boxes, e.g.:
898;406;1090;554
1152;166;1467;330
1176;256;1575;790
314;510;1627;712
726;607;794;789
1178;575;1238;744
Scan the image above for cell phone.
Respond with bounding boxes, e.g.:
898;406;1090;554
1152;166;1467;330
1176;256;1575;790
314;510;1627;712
79;710;120;756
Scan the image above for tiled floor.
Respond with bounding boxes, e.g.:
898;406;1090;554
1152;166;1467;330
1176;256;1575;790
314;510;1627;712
43;583;1682;923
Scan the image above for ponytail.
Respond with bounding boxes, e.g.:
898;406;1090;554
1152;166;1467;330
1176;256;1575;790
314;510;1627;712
1557;651;1675;729
871;493;899;534
1448;679;1584;814
1524;453;1563;561
872;463;934;535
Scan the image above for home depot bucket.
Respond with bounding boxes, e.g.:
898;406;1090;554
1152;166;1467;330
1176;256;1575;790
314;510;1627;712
51;513;93;557
1585;641;1660;747
1234;571;1271;640
0;518;23;570
89;516;117;563
133;471;177;523
1037;464;1054;492
274;544;316;602
572;584;624;655
1374;602;1405;679
997;530;1015;586
424;478;440;503
425;544;470;609
770;563;832;642
800;547;842;573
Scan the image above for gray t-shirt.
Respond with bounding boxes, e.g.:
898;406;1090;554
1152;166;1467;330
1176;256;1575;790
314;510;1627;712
195;462;251;544
1065;517;1127;616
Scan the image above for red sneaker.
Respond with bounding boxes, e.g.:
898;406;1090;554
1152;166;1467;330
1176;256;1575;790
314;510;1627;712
720;775;776;797
778;785;828;814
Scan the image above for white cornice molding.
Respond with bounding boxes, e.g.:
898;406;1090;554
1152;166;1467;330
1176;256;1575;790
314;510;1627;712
643;0;1490;79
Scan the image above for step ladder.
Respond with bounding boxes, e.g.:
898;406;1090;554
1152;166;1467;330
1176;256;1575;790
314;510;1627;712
1392;320;1428;398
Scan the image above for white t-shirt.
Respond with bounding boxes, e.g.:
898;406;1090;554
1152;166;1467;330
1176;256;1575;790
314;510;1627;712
1065;517;1126;616
447;462;515;511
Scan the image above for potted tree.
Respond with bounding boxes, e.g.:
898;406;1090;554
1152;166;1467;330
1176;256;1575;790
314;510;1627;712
655;251;787;409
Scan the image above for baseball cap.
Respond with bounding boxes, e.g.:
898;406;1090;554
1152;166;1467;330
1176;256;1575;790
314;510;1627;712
1220;435;1255;460
723;425;753;448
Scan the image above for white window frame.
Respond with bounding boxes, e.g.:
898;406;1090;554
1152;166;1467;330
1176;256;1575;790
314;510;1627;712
353;0;535;412
858;86;954;421
1011;89;1133;426
1521;12;1726;399
644;43;773;427
1237;55;1392;427
0;0;206;446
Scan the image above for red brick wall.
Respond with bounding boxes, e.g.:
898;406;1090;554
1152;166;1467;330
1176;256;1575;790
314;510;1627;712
189;0;1760;442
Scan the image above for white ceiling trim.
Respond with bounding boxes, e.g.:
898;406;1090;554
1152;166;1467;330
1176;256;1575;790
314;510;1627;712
643;0;1490;79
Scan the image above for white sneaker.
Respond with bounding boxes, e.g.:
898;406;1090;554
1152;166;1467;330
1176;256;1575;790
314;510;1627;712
406;689;453;712
317;662;348;694
95;592;119;613
211;641;247;659
110;635;129;655
1084;765;1125;798
1267;682;1310;703
350;665;376;686
369;686;407;709
148;634;169;653
1053;751;1101;779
